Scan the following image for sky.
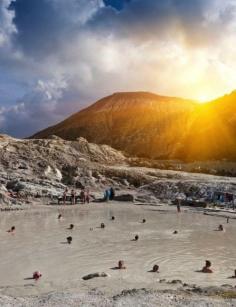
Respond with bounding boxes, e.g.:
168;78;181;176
0;0;236;137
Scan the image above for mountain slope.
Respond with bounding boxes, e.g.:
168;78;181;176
32;92;197;159
32;91;236;161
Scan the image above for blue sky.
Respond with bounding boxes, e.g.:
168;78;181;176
0;0;236;137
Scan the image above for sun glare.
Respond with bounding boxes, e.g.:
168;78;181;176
197;95;209;104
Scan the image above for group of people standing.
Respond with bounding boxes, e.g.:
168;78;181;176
62;188;90;205
59;186;116;205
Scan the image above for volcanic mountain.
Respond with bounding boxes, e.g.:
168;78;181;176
32;91;236;161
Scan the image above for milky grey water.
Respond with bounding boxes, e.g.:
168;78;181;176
0;203;235;295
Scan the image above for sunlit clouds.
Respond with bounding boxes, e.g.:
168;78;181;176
0;0;236;136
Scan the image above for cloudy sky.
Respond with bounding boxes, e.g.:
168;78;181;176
0;0;236;137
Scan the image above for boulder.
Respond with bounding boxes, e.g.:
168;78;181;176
114;194;134;202
82;272;109;280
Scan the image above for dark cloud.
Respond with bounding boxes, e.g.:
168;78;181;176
9;0;102;58
91;0;236;46
103;0;131;11
10;0;72;57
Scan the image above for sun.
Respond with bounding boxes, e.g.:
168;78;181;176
197;94;209;104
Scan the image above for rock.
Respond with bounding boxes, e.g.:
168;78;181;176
114;194;134;202
6;180;25;192
0;191;11;205
82;272;109;280
168;280;183;285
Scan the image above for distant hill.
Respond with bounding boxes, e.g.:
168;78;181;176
31;91;236;161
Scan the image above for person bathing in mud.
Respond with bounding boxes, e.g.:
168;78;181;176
151;265;159;273
177;200;181;213
71;189;76;205
80;189;86;204
218;224;224;231
33;271;42;280
202;260;213;273
117;260;126;269
7;226;15;233
63;188;68;205
85;189;90;204
230;270;236;278
67;236;73;244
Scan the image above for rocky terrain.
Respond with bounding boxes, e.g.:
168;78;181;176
32;90;236;161
0;134;126;207
1;134;236;209
1;288;236;307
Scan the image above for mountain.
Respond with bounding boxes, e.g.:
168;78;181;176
31;91;236;161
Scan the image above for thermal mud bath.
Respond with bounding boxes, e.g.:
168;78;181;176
1;136;236;306
1;202;236;306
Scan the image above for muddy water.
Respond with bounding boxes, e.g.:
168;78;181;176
0;203;235;295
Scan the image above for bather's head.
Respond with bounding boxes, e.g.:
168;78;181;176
67;236;72;244
152;265;159;272
118;260;125;269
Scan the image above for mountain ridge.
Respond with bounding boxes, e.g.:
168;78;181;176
31;91;236;161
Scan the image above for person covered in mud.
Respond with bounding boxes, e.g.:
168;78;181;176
63;188;68;205
177;200;181;213
58;214;62;220
202;260;213;273
80;189;86;204
70;189;76;205
151;264;159;273
67;236;73;244
7;226;15;233
230;270;236;278
85;189;90;204
117;260;126;269
33;271;42;280
218;224;224;231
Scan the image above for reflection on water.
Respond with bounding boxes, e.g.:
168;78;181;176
0;203;235;293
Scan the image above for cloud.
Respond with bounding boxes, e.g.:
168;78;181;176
9;0;103;58
0;78;70;137
90;0;236;47
0;0;236;137
0;0;17;47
